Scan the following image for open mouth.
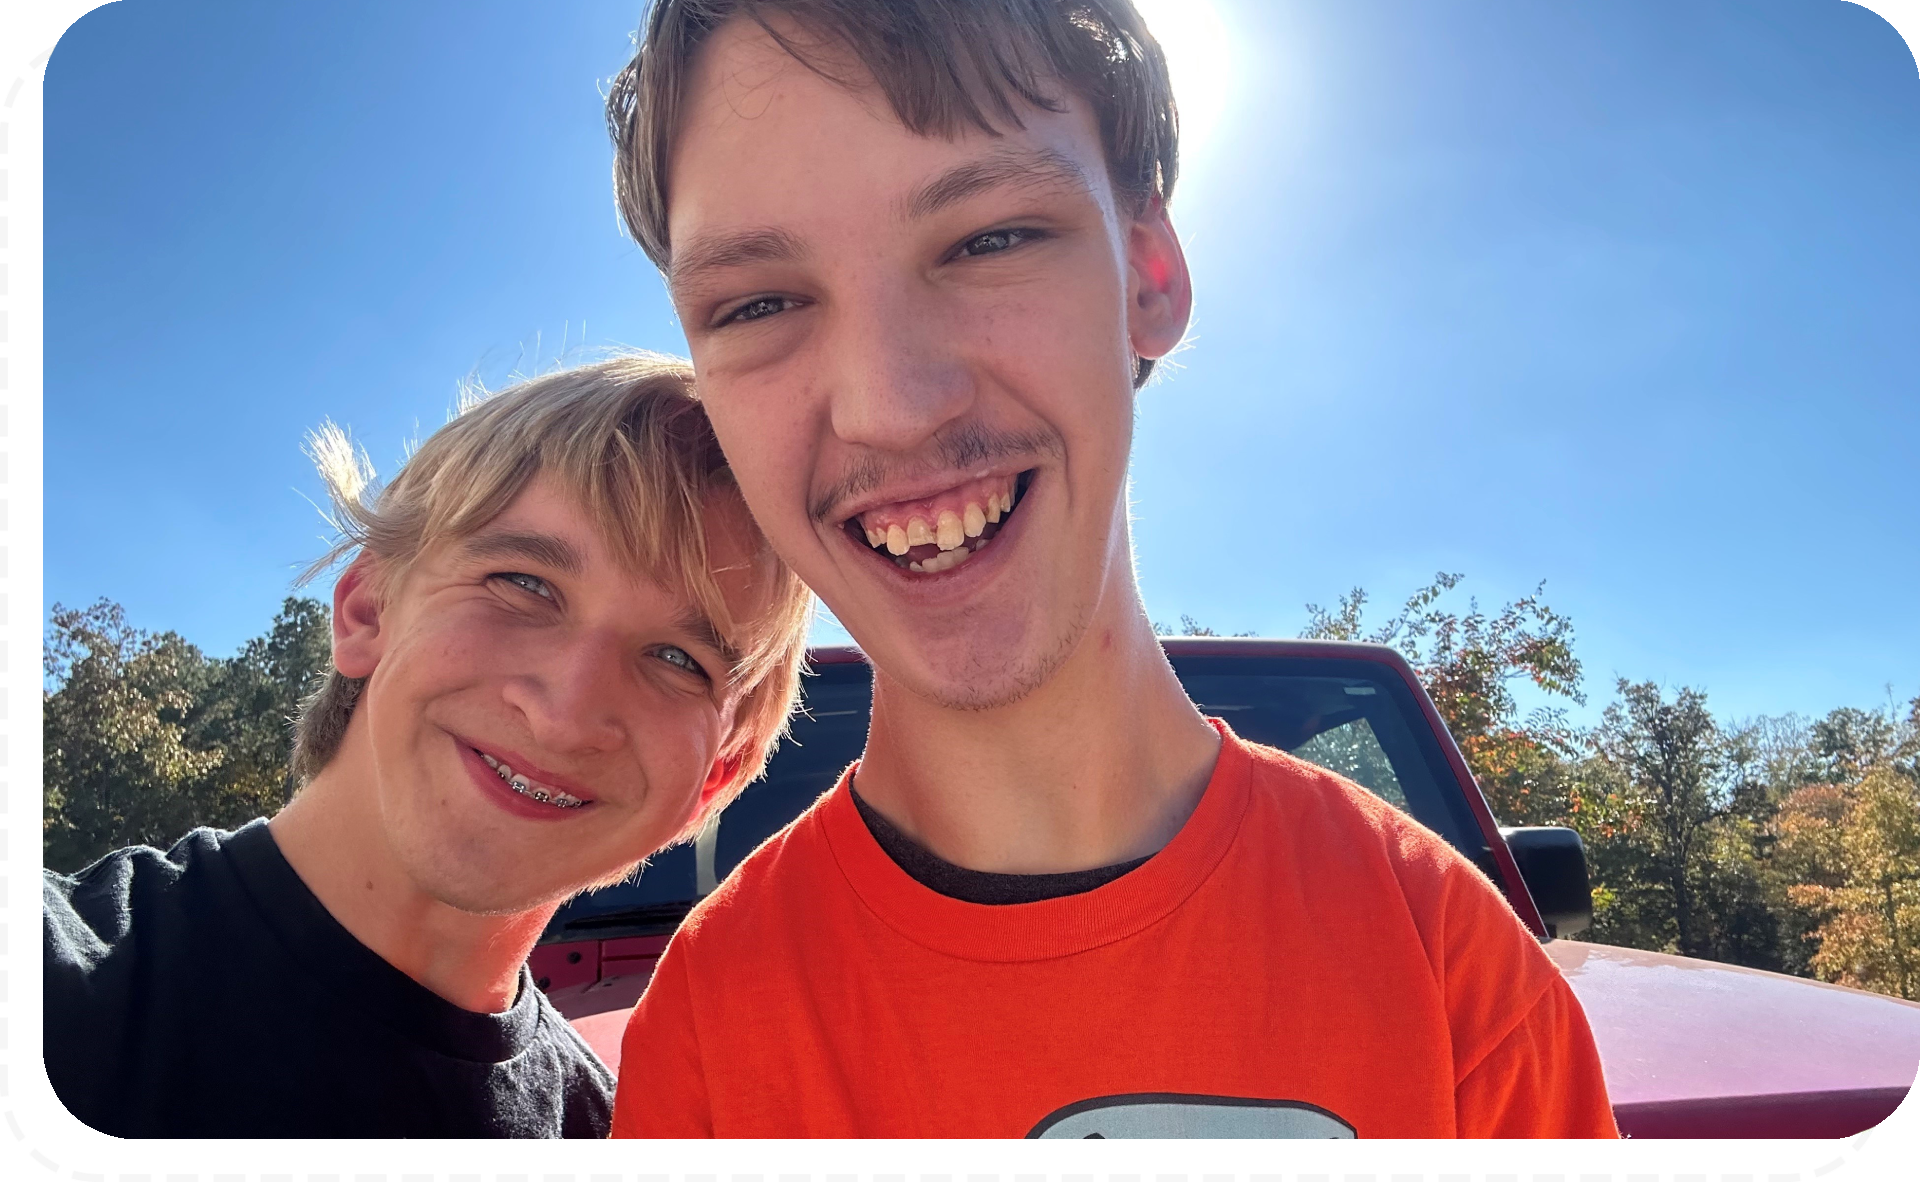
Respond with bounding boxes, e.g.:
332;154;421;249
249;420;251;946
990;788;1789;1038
472;747;590;810
843;470;1032;574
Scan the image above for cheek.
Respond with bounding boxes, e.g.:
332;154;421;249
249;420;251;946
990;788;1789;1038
966;253;1134;395
360;616;504;752
630;701;728;806
700;377;818;527
380;624;496;698
974;292;1134;461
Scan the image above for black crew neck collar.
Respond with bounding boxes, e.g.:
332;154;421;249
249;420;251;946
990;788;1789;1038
848;785;1153;906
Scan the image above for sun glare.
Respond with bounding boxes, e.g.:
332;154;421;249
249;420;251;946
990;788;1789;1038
1132;0;1236;189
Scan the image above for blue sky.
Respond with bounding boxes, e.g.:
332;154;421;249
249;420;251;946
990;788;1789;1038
44;0;1920;726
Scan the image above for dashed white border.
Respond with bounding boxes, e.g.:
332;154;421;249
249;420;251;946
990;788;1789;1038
0;16;1904;1182
0;25;25;1174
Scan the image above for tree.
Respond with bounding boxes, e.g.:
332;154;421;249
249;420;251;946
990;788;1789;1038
43;601;224;872
190;598;334;808
1152;614;1253;637
1589;681;1732;958
1301;573;1584;824
1789;766;1920;999
44;597;334;873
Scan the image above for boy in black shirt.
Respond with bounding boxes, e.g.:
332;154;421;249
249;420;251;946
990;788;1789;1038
43;354;812;1137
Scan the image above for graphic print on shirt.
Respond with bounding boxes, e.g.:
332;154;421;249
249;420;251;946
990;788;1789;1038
1027;1093;1358;1138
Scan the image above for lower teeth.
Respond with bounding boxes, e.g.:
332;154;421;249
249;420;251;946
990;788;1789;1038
907;544;979;573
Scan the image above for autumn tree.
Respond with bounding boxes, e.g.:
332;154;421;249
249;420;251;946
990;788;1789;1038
1789;765;1920;999
1301;572;1584;824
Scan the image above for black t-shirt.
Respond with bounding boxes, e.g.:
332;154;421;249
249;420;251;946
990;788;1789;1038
42;819;613;1138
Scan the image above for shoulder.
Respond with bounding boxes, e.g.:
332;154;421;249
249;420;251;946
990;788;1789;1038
530;982;617;1091
44;827;243;964
1236;739;1547;970
1235;738;1566;1062
1238;739;1465;881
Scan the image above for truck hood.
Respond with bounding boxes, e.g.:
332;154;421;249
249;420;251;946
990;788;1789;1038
1547;938;1920;1135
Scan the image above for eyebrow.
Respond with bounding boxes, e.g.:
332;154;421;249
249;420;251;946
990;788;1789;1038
669;226;809;295
899;146;1094;222
457;530;585;577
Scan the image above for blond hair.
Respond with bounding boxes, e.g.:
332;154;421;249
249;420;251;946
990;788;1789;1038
292;352;813;834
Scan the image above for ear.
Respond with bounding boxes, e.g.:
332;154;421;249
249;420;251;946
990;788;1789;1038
1124;198;1194;368
331;557;388;680
696;749;747;812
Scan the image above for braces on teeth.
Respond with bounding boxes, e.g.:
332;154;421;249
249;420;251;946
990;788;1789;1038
479;751;586;809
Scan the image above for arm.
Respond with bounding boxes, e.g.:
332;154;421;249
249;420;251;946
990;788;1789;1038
610;943;714;1137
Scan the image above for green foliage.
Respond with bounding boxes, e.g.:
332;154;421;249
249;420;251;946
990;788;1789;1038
44;602;225;872
43;597;333;873
1590;681;1725;957
1301;573;1585;825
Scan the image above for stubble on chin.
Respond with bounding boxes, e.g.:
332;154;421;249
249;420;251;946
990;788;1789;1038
906;595;1096;713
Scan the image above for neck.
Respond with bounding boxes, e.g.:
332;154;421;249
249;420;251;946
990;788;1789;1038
857;576;1222;875
267;741;555;1014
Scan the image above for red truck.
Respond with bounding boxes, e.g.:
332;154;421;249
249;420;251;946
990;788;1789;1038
531;639;1920;1137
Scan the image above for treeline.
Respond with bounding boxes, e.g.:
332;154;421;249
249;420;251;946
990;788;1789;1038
42;598;332;874
1290;574;1920;1001
45;585;1920;1000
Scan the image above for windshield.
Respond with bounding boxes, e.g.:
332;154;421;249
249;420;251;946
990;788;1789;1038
543;653;1489;940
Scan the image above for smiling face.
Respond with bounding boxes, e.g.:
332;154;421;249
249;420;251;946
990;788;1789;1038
331;475;767;915
666;19;1191;709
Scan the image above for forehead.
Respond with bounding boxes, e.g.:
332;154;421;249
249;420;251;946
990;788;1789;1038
666;17;1114;258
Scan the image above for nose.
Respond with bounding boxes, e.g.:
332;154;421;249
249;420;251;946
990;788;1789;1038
821;277;976;454
500;630;630;756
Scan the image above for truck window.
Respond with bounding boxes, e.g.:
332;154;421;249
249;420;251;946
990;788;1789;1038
1290;717;1407;810
1171;656;1489;867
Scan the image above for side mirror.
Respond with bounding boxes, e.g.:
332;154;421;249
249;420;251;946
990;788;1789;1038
1499;826;1592;939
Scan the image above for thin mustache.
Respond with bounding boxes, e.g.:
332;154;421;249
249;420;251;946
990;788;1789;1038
809;423;1064;523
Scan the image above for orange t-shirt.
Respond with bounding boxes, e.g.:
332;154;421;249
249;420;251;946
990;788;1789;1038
613;722;1617;1138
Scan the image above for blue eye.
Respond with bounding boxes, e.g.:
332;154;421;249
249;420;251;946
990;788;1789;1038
498;572;554;600
657;645;706;677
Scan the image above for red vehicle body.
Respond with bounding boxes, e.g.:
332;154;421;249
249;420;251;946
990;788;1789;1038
533;639;1920;1137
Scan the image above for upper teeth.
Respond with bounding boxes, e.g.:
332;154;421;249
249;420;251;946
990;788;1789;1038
478;751;585;809
856;482;1020;571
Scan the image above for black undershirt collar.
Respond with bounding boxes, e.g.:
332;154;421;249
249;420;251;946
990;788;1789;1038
849;786;1151;906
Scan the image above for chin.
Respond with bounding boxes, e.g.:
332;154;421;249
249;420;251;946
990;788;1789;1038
386;824;575;917
888;603;1088;712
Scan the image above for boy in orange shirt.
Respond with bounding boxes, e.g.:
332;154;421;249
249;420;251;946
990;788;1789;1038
603;0;1617;1138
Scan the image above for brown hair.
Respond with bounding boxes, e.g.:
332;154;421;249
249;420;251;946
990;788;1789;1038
605;0;1179;385
292;353;814;838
